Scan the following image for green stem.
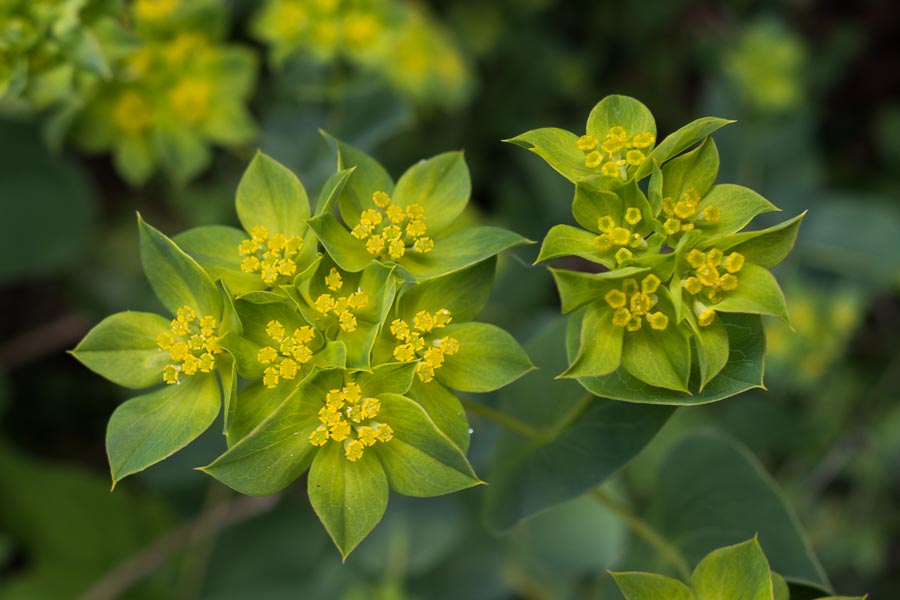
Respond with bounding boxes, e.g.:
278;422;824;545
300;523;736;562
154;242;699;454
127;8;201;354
591;488;692;582
461;399;543;441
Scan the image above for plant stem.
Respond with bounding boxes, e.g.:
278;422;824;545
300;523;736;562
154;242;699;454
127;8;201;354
591;488;692;581
461;399;543;441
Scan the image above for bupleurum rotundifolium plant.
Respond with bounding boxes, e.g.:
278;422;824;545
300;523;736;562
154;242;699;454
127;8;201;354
72;137;534;558
509;94;804;401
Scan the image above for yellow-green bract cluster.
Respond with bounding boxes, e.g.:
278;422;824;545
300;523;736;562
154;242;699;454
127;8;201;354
251;0;471;108
71;137;533;558
511;95;804;401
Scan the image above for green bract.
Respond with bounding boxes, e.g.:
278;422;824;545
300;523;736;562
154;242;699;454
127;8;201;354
73;146;533;557
512;94;802;402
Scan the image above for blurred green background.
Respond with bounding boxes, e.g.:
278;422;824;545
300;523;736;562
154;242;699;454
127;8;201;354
1;0;898;598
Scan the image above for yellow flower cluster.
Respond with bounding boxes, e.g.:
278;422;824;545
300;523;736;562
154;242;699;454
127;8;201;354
169;79;212;124
134;0;180;22
351;191;434;259
603;275;670;332
309;382;395;462
593;207;647;265
258;320;317;388
577;126;655;177
683;249;745;325
157;306;222;384
238;225;304;285
312;268;369;333
661;188;721;236
390;309;459;382
113;90;154;135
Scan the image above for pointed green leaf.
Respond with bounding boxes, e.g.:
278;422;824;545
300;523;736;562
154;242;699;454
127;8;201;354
114;135;156;187
572;184;621;232
307;213;374;273
436;322;534;392
504;127;598;183
662;136;719;200
203;383;319;494
236;151;309;237
713;263;790;322
224;379;298;446
652;432;831;592
550;267;649;314
322;133;394;228
72;311;171;389
138;215;221;318
772;573;790;600
688;311;730;390
393;151;470;235
586;95;656;142
560;302;624;378
636;117;734;179
107;373;220;485
374;393;480;496
697;185;780;237
535;224;609;266
315;167;355;217
483;317;675;532
713;212;806;269
611;572;696;600
308;441;388;559
692;538;773;600
220;353;238;436
153;121;211;185
355;363;418;397
408;379;470;452
397;258;496;322
400;226;532;282
175;225;262;295
621;322;691;393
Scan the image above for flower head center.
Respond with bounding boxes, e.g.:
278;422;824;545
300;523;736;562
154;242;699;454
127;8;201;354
258;320;316;388
308;382;394;461
114;90;153;134
603;275;669;332
577;126;655;178
682;248;744;319
390;309;458;382
157;306;222;384
239;225;304;286
312;268;369;333
351;191;434;259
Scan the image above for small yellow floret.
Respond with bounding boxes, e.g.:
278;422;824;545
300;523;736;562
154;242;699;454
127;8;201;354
310;425;329;446
601;161;621;177
684;277;703;295
324;268;343;291
163;364;180;384
597;216;615;233
703;206;721;223
647;312;669;330
615;247;633;264
624;207;642;225
664;218;682;235
413;237;434;253
266;320;285;341
414;310;435;332
642;274;661;294
585;151;602;169
612;308;632;328
631;131;656;148
725;252;745;273
698;308;716;327
610;227;631;246
605;289;627;309
372;190;391;207
626;149;646;166
686;249;707;268
577;134;598;152
258;346;278;364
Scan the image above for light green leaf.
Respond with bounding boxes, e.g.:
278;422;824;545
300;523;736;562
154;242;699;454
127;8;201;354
68;30;111;78
308;441;389;560
315;167;355;216
504;127;598;183
223;379;297;446
713;264;790;322
697;185;780;237
687;311;730;391
483;317;675;532
307;213;374;273
662;136;719;200
560;302;624;378
621;322;691;393
236;151;309;237
355;363;418;397
408;379;470;452
436;322;534;392
397;258;496;322
400;226;532;282
652;431;831;592
611;571;696;600
220;353;238;436
72;311;171;389
107;373;220;486
691;538;773;600
114;134;155;186
570;313;765;405
202;383;319;494
138;215;222;318
636;117;734;179
153;121;211;185
393;151;470;234
712;212;806;269
203;102;257;146
535;224;608;266
572;184;622;232
374;393;481;496
323;133;394;228
175;225;262;295
550;267;649;314
586;95;656;142
772;573;790;600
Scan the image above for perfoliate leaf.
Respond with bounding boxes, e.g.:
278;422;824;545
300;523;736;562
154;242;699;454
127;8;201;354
399;226;532;282
661;136;720;200
175;225;262;295
72;311;172;389
550;267;650;314
308;441;389;560
307;213;374;273
621;321;691;393
560;302;624;378
393;151;470;234
611;571;696;600
236;151;309;237
535;224;609;266
713;263;790;323
138;215;221;319
315;167;355;217
697;184;780;237
409;379;470;452
691;538;773;600
687;311;730;390
322;133;394;228
397;257;496;323
437;322;534;392
636;117;733;179
107;373;220;486
586;95;656;144
503;127;598;183
712;212;806;269
374;393;480;497
571;184;621;232
355;363;418;397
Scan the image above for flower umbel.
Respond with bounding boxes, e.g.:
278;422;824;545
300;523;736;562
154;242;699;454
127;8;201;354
391;309;459;382
577;126;655;177
603;274;670;332
683;248;745;326
239;225;304;285
156;306;222;384
351;191;434;259
661;188;720;238
594;207;647;265
257;320;316;388
312;268;369;332
309;382;395;462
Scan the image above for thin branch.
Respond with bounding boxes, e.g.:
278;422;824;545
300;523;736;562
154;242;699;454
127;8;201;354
78;493;281;600
461;399;543;441
591;488;692;581
0;312;91;370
